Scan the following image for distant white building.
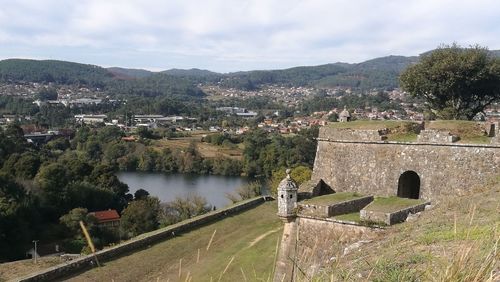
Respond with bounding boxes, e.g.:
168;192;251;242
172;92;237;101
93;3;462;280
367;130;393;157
75;114;107;124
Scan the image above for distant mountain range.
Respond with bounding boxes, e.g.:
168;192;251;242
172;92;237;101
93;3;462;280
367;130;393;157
1;50;498;95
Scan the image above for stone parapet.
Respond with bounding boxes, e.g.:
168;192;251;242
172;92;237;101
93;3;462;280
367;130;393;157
297;196;374;218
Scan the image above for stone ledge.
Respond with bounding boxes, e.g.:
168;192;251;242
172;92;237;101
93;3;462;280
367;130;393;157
360;201;430;225
297;195;374;218
315;138;500;148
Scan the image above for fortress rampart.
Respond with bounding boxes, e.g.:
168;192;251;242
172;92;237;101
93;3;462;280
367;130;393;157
312;127;500;200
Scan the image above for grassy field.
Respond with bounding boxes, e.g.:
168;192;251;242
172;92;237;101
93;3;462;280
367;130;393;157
426;120;491;144
65;202;281;282
301;192;364;205
153;134;244;160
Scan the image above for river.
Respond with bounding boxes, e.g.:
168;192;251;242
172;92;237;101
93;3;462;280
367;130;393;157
117;172;251;208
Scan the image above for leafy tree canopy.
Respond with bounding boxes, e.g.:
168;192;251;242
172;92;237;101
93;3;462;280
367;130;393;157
400;44;500;120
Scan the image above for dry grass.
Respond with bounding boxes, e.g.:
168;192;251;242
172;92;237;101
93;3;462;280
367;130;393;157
316;175;500;281
427;120;490;144
0;257;61;281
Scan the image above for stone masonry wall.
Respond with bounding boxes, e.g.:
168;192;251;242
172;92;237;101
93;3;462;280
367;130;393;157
18;196;272;282
313;128;500;201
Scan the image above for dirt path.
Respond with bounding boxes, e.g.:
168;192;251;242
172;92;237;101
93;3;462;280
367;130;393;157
247;227;282;248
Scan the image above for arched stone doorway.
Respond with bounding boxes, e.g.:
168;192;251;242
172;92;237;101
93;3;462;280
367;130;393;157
397;171;420;199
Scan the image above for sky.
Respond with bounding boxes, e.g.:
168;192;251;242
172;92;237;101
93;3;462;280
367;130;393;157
0;0;499;72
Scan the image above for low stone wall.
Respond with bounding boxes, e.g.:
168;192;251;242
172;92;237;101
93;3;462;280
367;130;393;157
360;201;430;225
297;196;374;218
17;196;272;282
417;129;458;143
327;196;374;216
319;127;386;141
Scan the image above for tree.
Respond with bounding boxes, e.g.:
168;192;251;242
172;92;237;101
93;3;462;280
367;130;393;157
121;197;161;237
226;181;261;203
328;112;338;122
270;166;312;196
163;194;211;225
134;189;150;200
400;44;500;120
59;208;97;238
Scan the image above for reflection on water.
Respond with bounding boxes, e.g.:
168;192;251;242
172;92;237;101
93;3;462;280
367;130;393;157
117;172;250;208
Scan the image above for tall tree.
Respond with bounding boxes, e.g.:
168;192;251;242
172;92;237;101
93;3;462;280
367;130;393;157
400;44;500;120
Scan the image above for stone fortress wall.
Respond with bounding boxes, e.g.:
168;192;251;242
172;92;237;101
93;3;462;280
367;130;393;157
312;126;500;201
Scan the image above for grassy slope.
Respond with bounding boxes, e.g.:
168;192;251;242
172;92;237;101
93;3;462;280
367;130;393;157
66;202;281;282
324;177;500;281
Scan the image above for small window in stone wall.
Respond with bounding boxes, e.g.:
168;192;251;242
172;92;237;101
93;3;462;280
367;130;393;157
290;194;293;198
281;194;284;198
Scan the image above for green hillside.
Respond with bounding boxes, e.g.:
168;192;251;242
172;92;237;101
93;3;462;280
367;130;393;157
107;67;153;79
2;50;499;93
66;202;281;282
0;59;205;98
0;59;113;87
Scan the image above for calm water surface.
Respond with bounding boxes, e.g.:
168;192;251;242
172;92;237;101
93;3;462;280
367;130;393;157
117;172;250;208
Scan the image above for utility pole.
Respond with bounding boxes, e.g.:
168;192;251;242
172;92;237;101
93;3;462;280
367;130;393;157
32;240;39;263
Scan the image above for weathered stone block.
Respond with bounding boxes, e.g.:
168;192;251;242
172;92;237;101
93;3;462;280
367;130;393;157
417;129;458;143
360;201;430;225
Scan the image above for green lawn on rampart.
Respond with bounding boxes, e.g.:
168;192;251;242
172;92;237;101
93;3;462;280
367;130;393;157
301;192;364;205
66;202;282;282
364;196;425;213
327;120;491;144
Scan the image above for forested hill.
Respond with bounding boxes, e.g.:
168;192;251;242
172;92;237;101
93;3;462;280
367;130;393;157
219;55;419;90
0;59;113;88
0;59;206;98
107;67;153;79
2;50;499;93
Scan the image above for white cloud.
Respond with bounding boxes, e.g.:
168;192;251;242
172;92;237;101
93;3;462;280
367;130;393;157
0;0;499;71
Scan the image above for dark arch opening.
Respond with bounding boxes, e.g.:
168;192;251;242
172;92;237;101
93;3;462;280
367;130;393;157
397;171;420;199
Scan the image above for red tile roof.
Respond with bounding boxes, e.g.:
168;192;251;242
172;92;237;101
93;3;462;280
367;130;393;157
90;209;120;223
